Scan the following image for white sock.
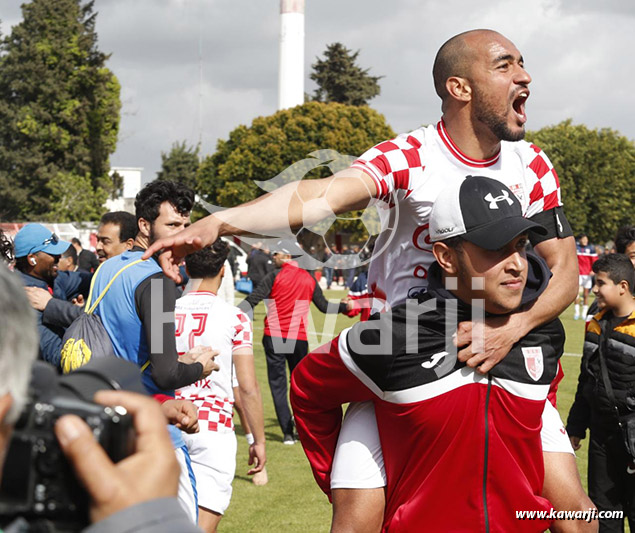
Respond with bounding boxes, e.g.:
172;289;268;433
582;305;589;317
574;304;580;317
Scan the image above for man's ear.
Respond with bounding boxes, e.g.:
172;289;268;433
433;242;459;275
618;280;630;296
124;238;135;251
446;76;472;102
138;218;151;239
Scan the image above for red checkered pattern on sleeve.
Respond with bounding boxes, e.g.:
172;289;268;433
524;144;562;217
232;310;252;350
351;133;425;203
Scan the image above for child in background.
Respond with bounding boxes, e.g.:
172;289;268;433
567;254;635;531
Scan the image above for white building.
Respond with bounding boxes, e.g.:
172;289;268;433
105;167;143;214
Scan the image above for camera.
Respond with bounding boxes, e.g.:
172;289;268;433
0;359;146;532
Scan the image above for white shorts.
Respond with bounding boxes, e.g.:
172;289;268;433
579;274;593;290
175;445;198;523
541;400;575;454
330;398;574;490
331;402;386;489
183;430;237;515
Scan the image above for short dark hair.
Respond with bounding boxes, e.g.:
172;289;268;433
433;32;474;100
61;244;77;265
593;254;635;294
0;229;14;265
615;225;635;254
100;211;137;242
71;237;82;247
443;236;464;252
185;240;230;279
134;180;195;225
14;256;29;273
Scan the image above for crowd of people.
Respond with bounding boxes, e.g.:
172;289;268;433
0;27;634;533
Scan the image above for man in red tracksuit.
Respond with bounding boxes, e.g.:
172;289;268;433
239;239;347;444
291;177;574;532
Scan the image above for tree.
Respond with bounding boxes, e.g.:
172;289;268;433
156;141;200;190
47;171;108;222
0;0;121;221
526;120;635;243
310;43;382;106
196;102;395;241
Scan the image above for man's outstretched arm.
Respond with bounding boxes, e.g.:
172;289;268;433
143;169;377;281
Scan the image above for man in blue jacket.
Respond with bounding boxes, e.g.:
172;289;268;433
13;223;91;367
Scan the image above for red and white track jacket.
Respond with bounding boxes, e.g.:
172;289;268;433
291;257;563;532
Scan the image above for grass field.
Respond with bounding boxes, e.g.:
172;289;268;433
219;290;598;532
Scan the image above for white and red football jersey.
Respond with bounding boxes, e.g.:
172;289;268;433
175;291;252;433
576;243;598;276
351;120;562;309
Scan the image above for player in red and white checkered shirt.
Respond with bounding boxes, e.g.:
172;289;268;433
175;241;266;533
352;118;562;310
147;29;593;532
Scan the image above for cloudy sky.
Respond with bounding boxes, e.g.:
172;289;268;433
2;0;634;184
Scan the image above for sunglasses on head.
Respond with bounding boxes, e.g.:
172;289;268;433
29;233;59;255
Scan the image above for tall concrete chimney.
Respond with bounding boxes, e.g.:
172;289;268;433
278;0;305;110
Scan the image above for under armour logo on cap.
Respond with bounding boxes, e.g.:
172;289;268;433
429;175;547;250
484;190;514;210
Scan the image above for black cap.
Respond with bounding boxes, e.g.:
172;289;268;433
429;175;547;250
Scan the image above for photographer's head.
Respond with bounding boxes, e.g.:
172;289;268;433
430;176;546;314
135;180;194;249
0;264;38;476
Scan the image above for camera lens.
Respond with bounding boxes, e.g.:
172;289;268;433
36;443;61;477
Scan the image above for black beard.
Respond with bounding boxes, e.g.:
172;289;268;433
475;106;525;142
473;89;526;142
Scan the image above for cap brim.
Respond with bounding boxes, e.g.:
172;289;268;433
462;217;547;251
41;240;71;256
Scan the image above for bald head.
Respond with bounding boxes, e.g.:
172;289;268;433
433;29;505;100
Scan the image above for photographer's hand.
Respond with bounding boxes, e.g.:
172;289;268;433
54;390;180;524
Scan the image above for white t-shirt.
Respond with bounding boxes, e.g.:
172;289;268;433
175;291;252;433
351;120;562;309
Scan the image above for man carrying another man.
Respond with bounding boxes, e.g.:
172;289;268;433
291;176;586;531
146;29;591;531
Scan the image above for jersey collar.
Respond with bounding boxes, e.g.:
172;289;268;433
436;120;500;168
188;290;217;296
